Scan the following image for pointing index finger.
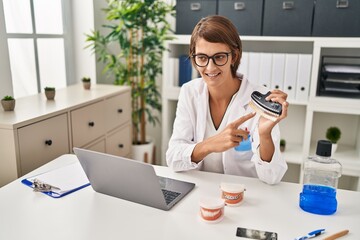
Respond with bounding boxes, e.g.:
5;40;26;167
232;112;256;128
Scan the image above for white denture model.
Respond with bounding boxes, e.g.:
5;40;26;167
199;198;225;223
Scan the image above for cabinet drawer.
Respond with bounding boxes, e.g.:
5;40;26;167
263;0;314;36
106;125;132;157
85;139;106;153
71;100;105;147
176;0;217;34
312;0;360;37
218;0;263;36
105;91;131;131
18;114;69;175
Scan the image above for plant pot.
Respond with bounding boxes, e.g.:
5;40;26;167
1;99;15;111
83;82;91;90
331;143;338;156
131;137;155;163
280;145;285;152
45;90;55;100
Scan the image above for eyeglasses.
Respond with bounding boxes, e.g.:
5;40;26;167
192;52;232;67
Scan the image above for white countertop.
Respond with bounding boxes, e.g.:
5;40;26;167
0;84;130;129
0;154;359;240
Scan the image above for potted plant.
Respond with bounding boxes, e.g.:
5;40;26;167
86;0;174;162
280;139;286;152
326;126;341;155
44;87;56;100
1;95;15;111
82;77;91;90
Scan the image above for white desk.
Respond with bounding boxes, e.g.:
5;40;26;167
0;154;359;240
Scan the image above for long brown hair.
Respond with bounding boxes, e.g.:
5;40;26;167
189;15;242;78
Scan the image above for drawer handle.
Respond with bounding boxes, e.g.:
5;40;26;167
234;2;245;10
301;87;305;91
88;121;95;127
282;1;294;10
117;108;123;113
288;86;292;90
45;140;53;146
118;144;124;148
336;0;349;8
190;3;201;11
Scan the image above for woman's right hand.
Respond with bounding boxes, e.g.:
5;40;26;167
191;112;255;162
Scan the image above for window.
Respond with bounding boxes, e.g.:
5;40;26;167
2;0;71;98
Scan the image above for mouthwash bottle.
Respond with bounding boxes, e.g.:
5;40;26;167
299;140;342;215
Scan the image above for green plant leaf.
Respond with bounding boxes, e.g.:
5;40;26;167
85;0;175;144
326;127;341;144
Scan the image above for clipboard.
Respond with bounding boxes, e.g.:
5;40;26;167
21;162;90;198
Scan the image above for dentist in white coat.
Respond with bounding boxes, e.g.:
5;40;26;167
166;16;289;185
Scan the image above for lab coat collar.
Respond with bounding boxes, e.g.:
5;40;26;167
196;82;208;142
235;73;252;108
227;74;254;122
195;74;254;141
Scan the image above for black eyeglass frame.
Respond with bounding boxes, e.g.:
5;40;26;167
192;51;232;67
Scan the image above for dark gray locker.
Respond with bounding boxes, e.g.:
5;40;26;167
176;0;217;34
263;0;314;36
312;0;360;37
218;0;264;36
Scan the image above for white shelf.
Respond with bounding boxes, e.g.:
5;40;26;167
309;97;360;115
161;35;360;191
172;35;360;43
282;143;304;165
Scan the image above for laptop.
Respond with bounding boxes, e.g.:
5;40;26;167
73;147;195;211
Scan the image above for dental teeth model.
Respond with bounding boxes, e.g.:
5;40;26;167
249;91;282;122
199;198;225;223
221;182;245;206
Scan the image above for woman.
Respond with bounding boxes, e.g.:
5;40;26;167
166;15;289;184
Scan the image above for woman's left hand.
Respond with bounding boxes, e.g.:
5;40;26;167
258;89;289;135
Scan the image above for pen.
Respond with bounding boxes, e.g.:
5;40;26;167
295;229;326;240
323;230;349;240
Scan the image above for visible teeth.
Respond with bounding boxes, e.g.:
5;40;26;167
224;194;240;200
201;209;221;217
207;73;218;77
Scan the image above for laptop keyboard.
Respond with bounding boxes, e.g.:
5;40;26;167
161;189;181;205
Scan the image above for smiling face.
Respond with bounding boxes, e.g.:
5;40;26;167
189;16;242;79
194;38;235;88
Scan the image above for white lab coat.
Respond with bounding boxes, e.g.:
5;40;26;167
166;74;288;184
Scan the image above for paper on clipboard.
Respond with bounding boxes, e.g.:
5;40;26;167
22;162;90;198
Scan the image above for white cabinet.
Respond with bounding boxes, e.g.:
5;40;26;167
17;113;70;175
161;35;360;191
0;84;131;187
71;100;106;147
105;93;131;132
106;125;132;157
85;139;106;153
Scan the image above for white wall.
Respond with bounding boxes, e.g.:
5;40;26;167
92;0;111;84
71;0;96;84
0;1;13;97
